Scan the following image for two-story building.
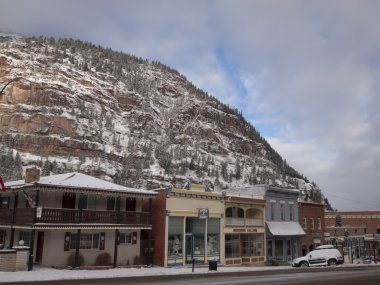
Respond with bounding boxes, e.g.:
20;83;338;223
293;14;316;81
1;168;156;269
298;201;325;255
223;187;266;266
149;184;224;267
262;185;305;264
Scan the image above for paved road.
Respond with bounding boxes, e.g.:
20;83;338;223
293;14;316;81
8;266;380;285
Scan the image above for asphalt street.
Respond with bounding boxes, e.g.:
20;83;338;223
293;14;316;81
6;266;380;285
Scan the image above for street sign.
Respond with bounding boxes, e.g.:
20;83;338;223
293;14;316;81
198;208;209;219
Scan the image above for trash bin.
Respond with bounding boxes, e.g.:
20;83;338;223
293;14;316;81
209;260;217;271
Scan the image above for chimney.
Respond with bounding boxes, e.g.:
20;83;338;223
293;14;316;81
25;167;41;183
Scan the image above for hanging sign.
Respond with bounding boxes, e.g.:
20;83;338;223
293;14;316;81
198;208;209;219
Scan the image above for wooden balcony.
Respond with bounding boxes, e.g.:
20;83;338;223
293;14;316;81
226;217;245;226
0;208;151;227
245;218;263;227
225;217;263;227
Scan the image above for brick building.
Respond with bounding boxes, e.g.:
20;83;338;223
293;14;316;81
298;201;325;256
325;211;380;234
325;211;380;261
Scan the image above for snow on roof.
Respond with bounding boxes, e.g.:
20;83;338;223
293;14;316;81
225;185;267;199
5;172;156;196
266;221;306;237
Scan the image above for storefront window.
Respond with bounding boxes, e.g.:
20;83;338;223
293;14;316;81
241;234;264;257
192;218;205;261
225;234;240;258
275;240;284;259
168;217;184;263
251;234;263;256
207;218;220;260
241;234;249;257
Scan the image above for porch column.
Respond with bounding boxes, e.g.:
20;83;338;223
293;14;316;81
35;190;40;206
113;197;121;268
74;229;81;268
28;206;37;271
74;194;85;268
28;229;36;271
147;197;152;266
10;192;18;248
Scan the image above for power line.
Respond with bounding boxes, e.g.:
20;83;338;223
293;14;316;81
325;193;380;209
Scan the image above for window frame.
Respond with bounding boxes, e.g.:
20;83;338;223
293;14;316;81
69;233;100;250
0;196;10;208
310;218;314;230
119;232;132;245
302;218;307;229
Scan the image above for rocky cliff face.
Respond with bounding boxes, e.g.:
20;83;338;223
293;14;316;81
0;34;326;204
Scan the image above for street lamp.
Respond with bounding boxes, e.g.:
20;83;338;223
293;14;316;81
0;77;22;95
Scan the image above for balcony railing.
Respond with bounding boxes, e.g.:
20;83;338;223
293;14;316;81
0;207;151;226
225;217;263;227
245;218;263;227
226;217;245;226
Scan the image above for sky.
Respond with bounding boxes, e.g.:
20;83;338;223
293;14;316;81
1;0;379;211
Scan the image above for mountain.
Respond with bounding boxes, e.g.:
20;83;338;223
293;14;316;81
0;34;332;208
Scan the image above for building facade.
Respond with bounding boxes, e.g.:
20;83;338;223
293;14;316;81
325;211;380;262
223;194;266;266
1;169;156;269
264;186;305;264
298;201;325;256
149;184;224;267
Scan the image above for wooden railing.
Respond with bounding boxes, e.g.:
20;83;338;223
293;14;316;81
245;218;263;227
225;217;245;226
1;208;151;226
225;217;263;227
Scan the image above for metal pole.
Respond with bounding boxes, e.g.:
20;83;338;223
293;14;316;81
113;229;119;268
10;192;18;248
191;234;195;272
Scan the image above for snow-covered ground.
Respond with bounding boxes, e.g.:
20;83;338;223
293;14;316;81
0;263;378;283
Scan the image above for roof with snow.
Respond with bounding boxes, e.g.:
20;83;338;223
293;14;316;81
5;172;156;197
266;221;306;237
223;186;267;200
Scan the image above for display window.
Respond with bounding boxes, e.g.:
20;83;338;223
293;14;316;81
167;217;184;265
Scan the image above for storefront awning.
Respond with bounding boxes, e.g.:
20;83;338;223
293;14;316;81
266;221;306;237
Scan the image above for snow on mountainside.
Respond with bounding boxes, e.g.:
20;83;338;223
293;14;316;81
0;34;331;207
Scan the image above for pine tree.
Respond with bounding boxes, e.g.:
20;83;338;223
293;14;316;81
335;214;343;227
13;152;23;179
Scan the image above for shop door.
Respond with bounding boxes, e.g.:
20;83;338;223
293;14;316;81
35;232;44;263
185;234;194;264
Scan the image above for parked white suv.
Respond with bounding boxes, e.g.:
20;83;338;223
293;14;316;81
292;245;344;267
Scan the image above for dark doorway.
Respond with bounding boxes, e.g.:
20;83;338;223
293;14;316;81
62;193;76;209
35;232;44;263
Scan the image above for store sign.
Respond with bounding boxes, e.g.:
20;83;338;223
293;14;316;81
233;228;246;233
198;208;209;219
232;228;258;233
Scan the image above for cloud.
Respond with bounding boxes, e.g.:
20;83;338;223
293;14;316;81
2;0;380;210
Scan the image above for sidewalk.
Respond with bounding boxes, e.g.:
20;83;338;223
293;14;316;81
0;263;378;283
